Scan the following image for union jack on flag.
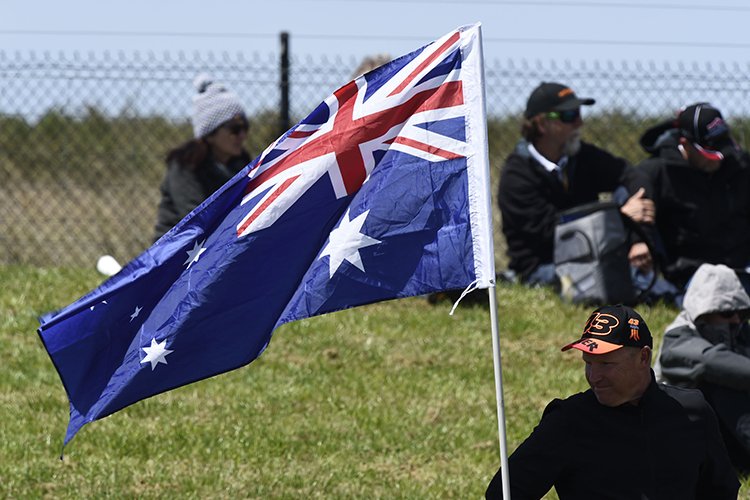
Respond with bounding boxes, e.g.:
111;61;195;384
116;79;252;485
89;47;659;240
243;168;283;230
37;23;494;449
236;29;468;238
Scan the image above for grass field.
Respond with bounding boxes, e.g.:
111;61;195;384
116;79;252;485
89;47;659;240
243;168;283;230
3;265;750;499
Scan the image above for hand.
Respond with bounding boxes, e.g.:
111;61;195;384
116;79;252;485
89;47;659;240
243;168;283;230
628;242;653;273
620;188;655;224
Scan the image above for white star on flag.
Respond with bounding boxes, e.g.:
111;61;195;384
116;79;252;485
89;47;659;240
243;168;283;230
140;338;173;371
130;306;142;322
183;240;207;268
320;209;381;278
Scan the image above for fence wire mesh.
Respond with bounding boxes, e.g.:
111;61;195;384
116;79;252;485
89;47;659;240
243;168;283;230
2;50;750;270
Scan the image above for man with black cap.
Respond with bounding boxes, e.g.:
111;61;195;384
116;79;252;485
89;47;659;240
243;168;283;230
638;102;750;292
498;82;655;286
485;304;739;499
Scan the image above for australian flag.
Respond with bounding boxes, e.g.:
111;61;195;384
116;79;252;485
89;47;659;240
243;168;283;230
38;23;494;448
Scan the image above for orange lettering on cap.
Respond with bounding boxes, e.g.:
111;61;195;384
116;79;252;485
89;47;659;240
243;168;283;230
558;88;574;98
628;318;640;341
583;313;619;336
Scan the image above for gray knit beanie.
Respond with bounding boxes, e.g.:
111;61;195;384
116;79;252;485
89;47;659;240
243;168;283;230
192;74;246;139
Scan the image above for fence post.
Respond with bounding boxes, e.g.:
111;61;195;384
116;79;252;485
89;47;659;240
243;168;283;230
280;32;290;136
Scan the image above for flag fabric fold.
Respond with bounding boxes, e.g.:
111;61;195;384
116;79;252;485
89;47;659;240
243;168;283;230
38;23;493;448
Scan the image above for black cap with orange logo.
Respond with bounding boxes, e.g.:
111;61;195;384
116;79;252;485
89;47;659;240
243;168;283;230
525;82;595;119
561;305;652;354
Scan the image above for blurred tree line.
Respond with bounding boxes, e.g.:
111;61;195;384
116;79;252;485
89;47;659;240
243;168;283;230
2;107;749;268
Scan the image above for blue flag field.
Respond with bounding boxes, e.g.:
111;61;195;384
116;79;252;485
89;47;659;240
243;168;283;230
38;23;494;448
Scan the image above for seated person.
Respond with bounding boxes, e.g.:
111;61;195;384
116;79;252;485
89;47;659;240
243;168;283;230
638;103;750;291
498;82;655;286
486;304;739;499
655;263;750;472
152;74;251;242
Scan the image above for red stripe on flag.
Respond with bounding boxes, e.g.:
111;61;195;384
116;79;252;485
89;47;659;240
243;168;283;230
416;81;464;113
237;174;300;236
289;130;317;139
391;136;463;159
388;32;461;97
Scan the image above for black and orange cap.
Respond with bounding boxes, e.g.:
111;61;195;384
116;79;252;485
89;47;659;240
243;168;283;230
525;82;595;119
562;304;652;354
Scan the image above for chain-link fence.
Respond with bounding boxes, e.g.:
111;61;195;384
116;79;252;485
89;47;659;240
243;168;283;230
3;49;750;270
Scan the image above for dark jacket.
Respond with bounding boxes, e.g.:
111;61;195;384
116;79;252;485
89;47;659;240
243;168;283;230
638;124;750;289
485;374;738;500
152;152;250;242
655;263;750;390
498;140;651;281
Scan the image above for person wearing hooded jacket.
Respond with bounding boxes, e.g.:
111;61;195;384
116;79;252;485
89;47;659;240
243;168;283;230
655;263;750;471
637;103;750;291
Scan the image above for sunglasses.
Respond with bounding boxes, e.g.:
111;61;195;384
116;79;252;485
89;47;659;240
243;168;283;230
547;109;580;123
223;121;249;135
719;311;739;319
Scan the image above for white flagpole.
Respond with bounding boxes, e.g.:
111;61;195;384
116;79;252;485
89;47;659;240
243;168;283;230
468;23;511;498
488;283;511;498
457;23;511;497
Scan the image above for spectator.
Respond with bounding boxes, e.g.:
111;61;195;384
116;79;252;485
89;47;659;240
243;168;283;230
152;74;251;242
498;82;655;286
655;263;750;472
638;102;750;292
486;304;739;499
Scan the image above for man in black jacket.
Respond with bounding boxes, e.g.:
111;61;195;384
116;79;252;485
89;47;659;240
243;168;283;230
638;102;750;292
498;82;655;285
486;304;739;500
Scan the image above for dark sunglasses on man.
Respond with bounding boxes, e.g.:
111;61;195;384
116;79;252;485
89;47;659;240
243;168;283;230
719;310;741;320
546;109;580;124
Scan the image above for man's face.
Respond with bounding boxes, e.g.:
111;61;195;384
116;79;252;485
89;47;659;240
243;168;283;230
545;108;583;156
582;347;650;407
680;139;722;173
696;311;742;345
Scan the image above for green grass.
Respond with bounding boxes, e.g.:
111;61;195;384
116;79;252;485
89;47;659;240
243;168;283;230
2;265;750;499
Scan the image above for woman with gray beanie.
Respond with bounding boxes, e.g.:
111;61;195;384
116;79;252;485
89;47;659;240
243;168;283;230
151;74;251;242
